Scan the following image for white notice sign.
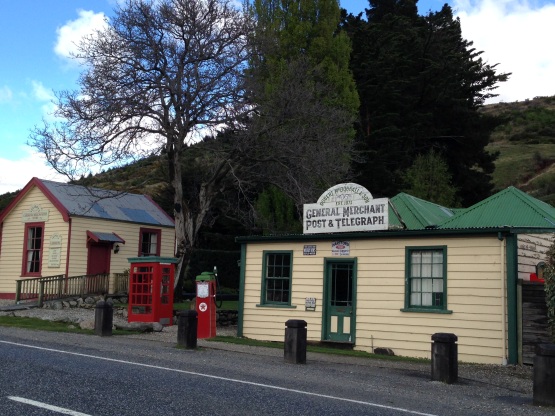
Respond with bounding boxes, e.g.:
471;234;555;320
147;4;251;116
303;183;388;234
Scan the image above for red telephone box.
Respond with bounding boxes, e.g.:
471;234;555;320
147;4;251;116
127;256;178;326
196;271;217;338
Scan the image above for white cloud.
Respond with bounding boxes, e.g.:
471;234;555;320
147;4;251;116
0;149;67;194
454;0;555;103
54;9;108;64
32;80;54;102
31;80;58;122
0;86;13;103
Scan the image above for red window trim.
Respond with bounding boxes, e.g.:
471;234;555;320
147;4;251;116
138;227;161;257
21;222;45;277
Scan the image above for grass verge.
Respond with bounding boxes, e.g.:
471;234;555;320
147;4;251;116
0;316;137;335
207;335;429;364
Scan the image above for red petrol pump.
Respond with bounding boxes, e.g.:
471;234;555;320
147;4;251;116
196;270;217;338
127;256;178;326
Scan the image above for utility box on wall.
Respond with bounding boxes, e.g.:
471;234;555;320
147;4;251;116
127;256;178;326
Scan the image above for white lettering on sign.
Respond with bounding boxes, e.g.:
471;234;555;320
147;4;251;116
303;183;388;234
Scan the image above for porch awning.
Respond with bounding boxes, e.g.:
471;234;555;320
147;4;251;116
86;230;126;244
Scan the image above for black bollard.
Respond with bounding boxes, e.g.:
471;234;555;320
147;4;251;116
94;300;113;336
431;332;458;384
533;344;555;407
178;310;198;349
284;319;307;364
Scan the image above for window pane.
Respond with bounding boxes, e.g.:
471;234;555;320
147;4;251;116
421;251;432;263
432;279;443;293
411;263;421;277
432;251;443;262
411;293;421;306
411;279;421;292
432;264;443;277
422;292;432;306
422;278;432;292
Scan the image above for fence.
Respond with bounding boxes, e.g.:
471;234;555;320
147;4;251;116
113;272;129;294
519;280;551;364
15;273;110;307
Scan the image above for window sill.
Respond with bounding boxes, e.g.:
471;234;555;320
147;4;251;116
400;308;452;314
256;304;297;309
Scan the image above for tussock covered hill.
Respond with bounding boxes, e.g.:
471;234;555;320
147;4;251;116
484;95;555;205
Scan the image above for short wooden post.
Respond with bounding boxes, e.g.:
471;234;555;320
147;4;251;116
431;333;458;384
284;319;307;364
15;280;22;303
38;281;45;307
534;344;555;407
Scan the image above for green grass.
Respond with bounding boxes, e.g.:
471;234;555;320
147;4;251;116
0;316;137;335
208;336;429;364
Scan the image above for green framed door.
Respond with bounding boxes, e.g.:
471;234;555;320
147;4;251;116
323;259;356;343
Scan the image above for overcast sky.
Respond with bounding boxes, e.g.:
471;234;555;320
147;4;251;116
0;0;554;194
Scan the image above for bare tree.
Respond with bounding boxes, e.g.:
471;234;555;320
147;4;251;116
236;57;356;212
30;0;251;284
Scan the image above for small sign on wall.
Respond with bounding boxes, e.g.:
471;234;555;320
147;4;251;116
303;245;316;256
332;241;350;256
48;234;63;268
305;297;316;311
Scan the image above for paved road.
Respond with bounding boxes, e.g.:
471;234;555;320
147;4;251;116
0;327;552;416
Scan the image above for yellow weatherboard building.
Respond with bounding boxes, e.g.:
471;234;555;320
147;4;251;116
237;184;555;365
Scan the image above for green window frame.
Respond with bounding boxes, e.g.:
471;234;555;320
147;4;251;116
260;251;293;306
403;246;451;313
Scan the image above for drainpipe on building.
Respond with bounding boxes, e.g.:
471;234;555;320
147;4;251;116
499;233;508;365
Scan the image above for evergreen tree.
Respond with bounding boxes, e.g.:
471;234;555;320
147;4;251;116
404;149;459;207
255;185;301;235
343;0;509;205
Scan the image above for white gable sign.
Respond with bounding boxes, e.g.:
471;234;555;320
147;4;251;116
303;183;388;234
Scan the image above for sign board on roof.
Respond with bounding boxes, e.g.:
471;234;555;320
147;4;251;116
303;183;388;234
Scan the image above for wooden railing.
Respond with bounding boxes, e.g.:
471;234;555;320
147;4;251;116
113;273;129;294
15;274;110;307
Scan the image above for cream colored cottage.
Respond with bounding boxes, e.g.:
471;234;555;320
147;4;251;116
0;177;175;298
236;184;555;365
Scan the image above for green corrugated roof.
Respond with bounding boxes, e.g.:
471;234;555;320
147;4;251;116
438;186;555;229
389;193;457;230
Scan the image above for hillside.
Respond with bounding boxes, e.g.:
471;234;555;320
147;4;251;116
2;96;555;212
483;95;555;205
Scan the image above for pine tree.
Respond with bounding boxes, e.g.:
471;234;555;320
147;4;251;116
343;0;509;205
